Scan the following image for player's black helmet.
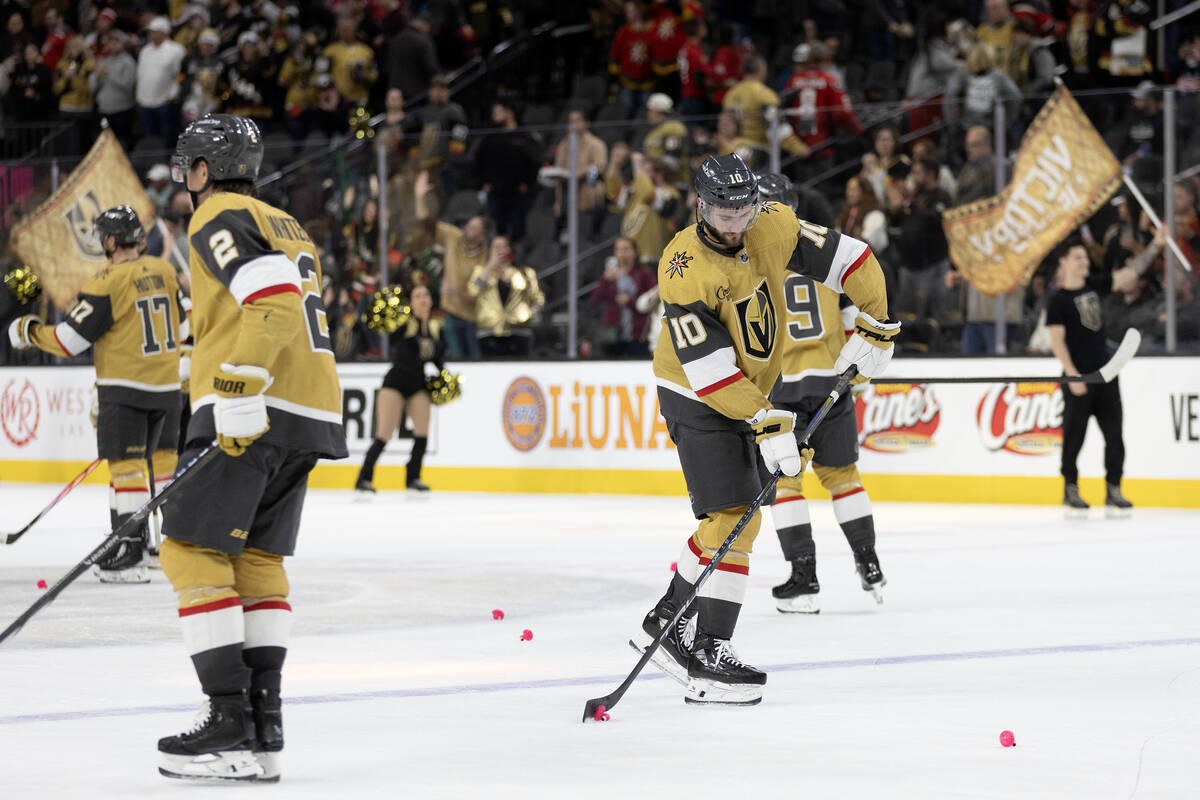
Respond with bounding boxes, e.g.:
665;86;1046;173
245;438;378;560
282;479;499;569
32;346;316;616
93;205;144;247
695;153;760;235
172;114;263;184
757;173;798;212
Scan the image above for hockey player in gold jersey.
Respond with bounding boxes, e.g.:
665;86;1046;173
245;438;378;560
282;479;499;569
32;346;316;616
155;114;346;783
757;174;886;614
8;206;186;583
632;154;898;706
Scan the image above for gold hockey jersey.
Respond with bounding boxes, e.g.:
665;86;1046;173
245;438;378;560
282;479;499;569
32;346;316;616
653;200;887;428
31;255;185;409
186;191;347;458
770;275;852;403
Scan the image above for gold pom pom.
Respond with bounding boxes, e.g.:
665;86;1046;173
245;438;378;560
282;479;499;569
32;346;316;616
3;265;42;305
426;368;463;406
349;106;375;140
361;285;411;333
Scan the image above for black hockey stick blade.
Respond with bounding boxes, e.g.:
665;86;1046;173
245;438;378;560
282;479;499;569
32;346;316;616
876;328;1142;385
3;458;103;546
0;443;219;646
581;368;857;722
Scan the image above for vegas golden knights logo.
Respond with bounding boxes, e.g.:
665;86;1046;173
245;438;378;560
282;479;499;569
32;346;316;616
62;189;105;260
735;279;777;360
1074;292;1102;332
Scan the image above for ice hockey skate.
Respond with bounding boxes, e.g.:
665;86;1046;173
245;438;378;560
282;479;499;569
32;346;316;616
158;693;264;782
1105;483;1133;518
853;546;886;604
1063;483;1089;519
406;478;431;495
250;689;283;783
94;532;150;584
629;609;696;686
684;636;766;706
353;479;376;501
772;555;820;614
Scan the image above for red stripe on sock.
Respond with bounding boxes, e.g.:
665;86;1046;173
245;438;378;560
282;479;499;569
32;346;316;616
772;494;806;505
696;557;750;575
243;600;292;613
178;596;242;617
832;487;866;500
111;487;149;493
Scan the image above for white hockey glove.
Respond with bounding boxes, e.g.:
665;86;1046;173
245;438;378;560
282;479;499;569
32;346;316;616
7;315;38;350
212;363;273;457
835;311;901;383
423;361;440;380
747;408;812;477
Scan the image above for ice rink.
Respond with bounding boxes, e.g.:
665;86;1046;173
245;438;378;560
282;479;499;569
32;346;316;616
1;482;1198;799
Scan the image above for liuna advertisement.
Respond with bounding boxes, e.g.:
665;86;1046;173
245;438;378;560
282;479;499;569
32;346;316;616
2;358;1198;506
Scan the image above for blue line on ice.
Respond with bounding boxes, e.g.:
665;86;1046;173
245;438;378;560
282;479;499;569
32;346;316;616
3;635;1198;725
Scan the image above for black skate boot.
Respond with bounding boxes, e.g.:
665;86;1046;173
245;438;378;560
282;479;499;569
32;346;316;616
1063;483;1089;518
94;529;149;584
353;478;376;500
158;692;263;782
250;689;283;782
853;546;886;605
630;608;696;686
406;478;431;494
685;636;766;706
1105;483;1133;518
772;555;820;614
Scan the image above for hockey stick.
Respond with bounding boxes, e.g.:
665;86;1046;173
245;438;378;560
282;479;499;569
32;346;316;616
875;328;1140;386
0;442;219;646
2;458;103;546
582;367;858;722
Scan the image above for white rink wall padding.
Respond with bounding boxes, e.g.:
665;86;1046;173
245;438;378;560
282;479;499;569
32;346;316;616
1;357;1198;507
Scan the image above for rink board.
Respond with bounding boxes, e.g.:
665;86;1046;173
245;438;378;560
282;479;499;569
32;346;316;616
1;357;1198;507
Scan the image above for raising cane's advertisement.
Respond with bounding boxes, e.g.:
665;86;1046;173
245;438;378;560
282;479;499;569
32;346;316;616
854;383;941;452
976;382;1063;455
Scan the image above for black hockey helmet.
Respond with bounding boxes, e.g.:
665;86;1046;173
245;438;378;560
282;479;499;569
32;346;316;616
93;205;144;248
756;172;798;212
172;113;263;184
695;153;760;234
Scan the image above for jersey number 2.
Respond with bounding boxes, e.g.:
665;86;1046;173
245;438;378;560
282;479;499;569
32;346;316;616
296;253;333;356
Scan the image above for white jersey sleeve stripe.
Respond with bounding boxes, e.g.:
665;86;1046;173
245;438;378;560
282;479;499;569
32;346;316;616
681;346;743;395
820;235;870;294
228;253;301;306
53;321;92;356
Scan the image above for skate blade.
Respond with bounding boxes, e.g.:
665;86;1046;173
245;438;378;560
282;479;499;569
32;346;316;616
775;594;820;614
684;679;763;706
406;490;431;499
628;635;689;687
352;490;376;503
253;751;281;782
158;750;263;782
1105;506;1133;519
1063;507;1089;520
94;565;150;584
859;575;886;605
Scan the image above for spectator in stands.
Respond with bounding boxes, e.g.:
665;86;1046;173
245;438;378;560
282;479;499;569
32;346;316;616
892;156;952;334
861;125;910;203
722;55;777;148
910;138;957;198
174;5;210;52
678;17;711;118
606;147;680;267
468;234;544;358
977;0;1014;71
4;42;54;121
707;23;744;106
39;7;72;74
324;16;377;105
145;163;174;214
609;0;655;115
387;12;439;100
782;42;862;172
710;108;757;163
953;125;996;207
1103;227;1163;345
54;35;94;137
1154;263;1200;347
648;0;687;97
378;86;412;163
552;108;608;224
1116;80;1164;165
1006;16;1057;97
861;0;914;84
410;74;469;199
1170;178;1200;268
135;16;186;146
1062;0;1098;90
476;99;540;244
146;188;194;274
89;31;136;147
641;93;689;185
904;10;962;136
1091;0;1153;82
347;196;382;270
1;12;31;64
590;236;656;357
224;31;276;122
85;8;117;58
944;42;1021;135
181;28;225;125
415;170;485;360
835;174;888;254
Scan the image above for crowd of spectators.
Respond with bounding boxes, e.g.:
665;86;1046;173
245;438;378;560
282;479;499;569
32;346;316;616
1;0;1199;366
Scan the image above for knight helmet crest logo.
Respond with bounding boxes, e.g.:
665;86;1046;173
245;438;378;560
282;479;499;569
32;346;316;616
735;278;777;360
62;189;105;260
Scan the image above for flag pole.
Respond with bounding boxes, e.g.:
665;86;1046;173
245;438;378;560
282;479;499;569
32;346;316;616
1121;173;1194;273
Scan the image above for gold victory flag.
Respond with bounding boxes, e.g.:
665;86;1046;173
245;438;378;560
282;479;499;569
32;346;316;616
9;130;156;310
942;86;1122;296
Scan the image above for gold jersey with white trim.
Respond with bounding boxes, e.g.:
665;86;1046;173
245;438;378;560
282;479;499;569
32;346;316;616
185;191;347;458
771;272;854;403
652;200;888;429
29;255;185;409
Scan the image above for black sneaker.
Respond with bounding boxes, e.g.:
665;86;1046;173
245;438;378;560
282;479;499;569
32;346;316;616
1064;483;1089;518
685;636;766;705
94;532;149;584
772;555;820;614
406;478;431;493
158;693;263;782
250;689;282;783
1105;483;1133;517
630;609;696;686
353;478;376;500
853;546;886;604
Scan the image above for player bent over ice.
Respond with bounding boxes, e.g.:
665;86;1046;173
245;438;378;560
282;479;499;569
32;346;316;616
631;155;896;705
755;174;885;611
155;114;346;782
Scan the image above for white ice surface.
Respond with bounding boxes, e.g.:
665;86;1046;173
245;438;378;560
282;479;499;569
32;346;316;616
1;484;1199;799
